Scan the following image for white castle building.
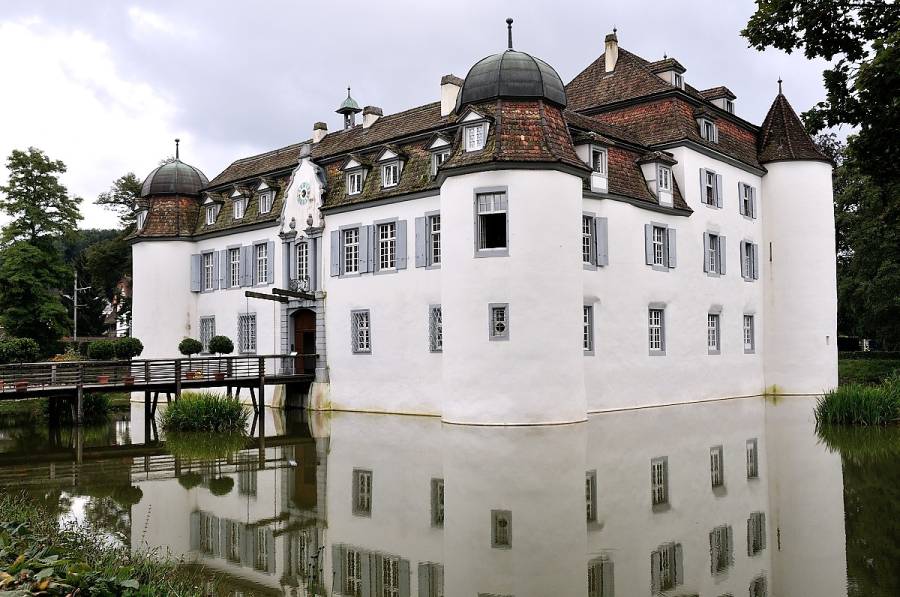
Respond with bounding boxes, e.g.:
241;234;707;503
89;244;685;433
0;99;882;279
130;26;838;424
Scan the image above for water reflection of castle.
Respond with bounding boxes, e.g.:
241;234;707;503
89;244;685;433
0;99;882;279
123;396;849;596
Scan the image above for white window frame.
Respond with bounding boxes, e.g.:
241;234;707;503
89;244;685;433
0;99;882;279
475;190;509;257
703;170;718;206
136;210;147;230
583;305;595;355
228;247;241;288
429;305;443;353
725;99;735;114
345;548;362;595
582;215;595;265
199;316;215;353
238;312;257;354
590;146;608;175
464;123;486;152
296;241;309;282
343;227;360;274
743;314;756;354
710;445;724;488
428;213;441;265
205;205;217;226
741;183;756;218
352;468;372;516
381;161;399;188
657;165;672;192
351;309;371;354
707;312;721;355
377;221;397;270
648;307;666;356
233;197;246;220
255;242;269;284
652;225;667;266
489;303;509;341
202;251;215;291
673;72;684;89
347;170;363;195
432;150;450;176
650;456;668;507
706;233;723;275
258;191;273;214
700;118;719;143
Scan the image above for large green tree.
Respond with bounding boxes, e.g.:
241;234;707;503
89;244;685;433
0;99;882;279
95;172;142;227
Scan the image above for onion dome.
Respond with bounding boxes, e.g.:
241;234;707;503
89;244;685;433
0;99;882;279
140;139;208;197
336;87;362;115
457;19;567;110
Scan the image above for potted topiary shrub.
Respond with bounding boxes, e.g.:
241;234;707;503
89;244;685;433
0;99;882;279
178;338;203;379
87;339;116;383
114;337;144;385
207;336;234;381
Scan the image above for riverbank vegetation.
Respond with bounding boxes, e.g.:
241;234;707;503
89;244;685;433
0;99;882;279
839;354;900;386
816;372;900;426
159;391;249;432
0;493;209;595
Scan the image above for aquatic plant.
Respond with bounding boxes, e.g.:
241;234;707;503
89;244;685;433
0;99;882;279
818;424;900;465
815;373;900;425
159;391;250;432
165;429;249;460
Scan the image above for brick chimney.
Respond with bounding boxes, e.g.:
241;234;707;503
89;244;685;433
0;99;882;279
312;122;327;143
441;74;463;117
605;31;618;73
362;106;383;129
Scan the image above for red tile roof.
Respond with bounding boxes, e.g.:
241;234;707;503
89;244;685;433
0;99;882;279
758;93;829;163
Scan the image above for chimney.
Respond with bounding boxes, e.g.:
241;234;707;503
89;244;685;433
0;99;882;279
604;30;618;73
441;74;463;117
363;106;383;129
312;122;327;143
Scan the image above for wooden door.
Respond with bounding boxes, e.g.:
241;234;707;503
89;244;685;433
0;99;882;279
293;310;316;374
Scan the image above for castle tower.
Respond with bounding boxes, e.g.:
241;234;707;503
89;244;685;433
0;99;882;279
759;87;838;394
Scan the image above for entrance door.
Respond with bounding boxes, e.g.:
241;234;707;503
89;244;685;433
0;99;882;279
293;309;316;374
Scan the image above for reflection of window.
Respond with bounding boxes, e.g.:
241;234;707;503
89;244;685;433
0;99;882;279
651;456;668;506
238;453;258;496
586;470;598;522
226;521;240;562
200;513;217;555
431;478;444;527
746;438;759;478
420;562;444;597
382;555;401;597
710;525;733;574
345;548;362;595
491;510;512;548
254;527;268;571
748;511;767;555
710;445;724;488
651;542;682;592
353;469;372;516
750;575;768;597
588;555;614;597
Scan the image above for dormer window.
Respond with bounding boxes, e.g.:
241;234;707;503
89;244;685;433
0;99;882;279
136;210;147;230
725;99;735;114
465;124;486;152
432;150;450;176
673;72;684;89
233;197;246;220
658;166;672;192
591;147;608;175
382;162;399;188
347;171;363;195
205;205;218;226
699;118;719;143
259;191;273;214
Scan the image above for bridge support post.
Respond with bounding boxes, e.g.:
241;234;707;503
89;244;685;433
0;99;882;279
144;390;151;443
258;356;266;461
174;359;182;401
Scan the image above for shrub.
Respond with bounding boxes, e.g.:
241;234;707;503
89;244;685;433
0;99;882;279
208;476;235;496
114;337;144;360
208;335;234;356
159;391;250;432
0;337;40;364
87;339;116;361
816;373;900;426
51;347;83;362
178;337;202;359
839;358;900;385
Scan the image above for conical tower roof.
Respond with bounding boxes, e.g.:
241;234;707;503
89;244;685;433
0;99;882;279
758;89;829;164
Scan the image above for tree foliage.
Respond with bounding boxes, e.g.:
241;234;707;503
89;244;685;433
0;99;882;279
95;172;142;227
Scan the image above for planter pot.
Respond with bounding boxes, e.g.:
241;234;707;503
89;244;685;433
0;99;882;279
15;381;28;392
123;376;135;386
97;375;110;384
214;372;225;382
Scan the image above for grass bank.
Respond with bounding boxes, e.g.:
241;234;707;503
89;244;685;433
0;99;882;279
159;391;250;432
816;372;900;426
0;393;131;418
839;357;900;386
0;493;209;595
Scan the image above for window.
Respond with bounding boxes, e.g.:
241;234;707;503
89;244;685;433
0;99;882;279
377;221;396;270
742;241;759;281
750;576;768;597
705;232;726;275
226;521;241;562
297;241;309;282
491;510;511;549
707;313;721;354
255;243;269;284
476;191;507;254
352;469;372;516
382;162;399;188
136;211;147;229
345;548;362;595
420;562;445;597
700;118;719;143
748;512;767;555
746;438;759;478
202;252;215;291
725;99;735;114
645;222;675;269
199;513;217;555
428;213;441;265
489;303;509;341
382;555;401;597
431;478;444;527
583;305;594;354
591;147;608;175
200;316;215;353
673;72;684;89
233;197;246;220
582;215;596;264
743;315;756;353
650;456;668;506
648;308;665;355
429;305;443;352
259;191;273;214
588;556;614;597
432;150;450;176
586;470;598;522
710;445;724;488
238;313;256;353
347;171;363;195
229;248;241;288
652;225;666;266
658;165;672;192
351;310;371;354
254;527;268;571
709;525;733;574
343;228;360;274
702;169;719;206
238;452;258;496
740;183;757;218
465;123;486;152
651;542;681;591
206;205;217;225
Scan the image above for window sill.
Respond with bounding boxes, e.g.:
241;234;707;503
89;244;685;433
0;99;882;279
339;272;362;279
649;350;666;357
706;271;722;278
489;334;509;342
742;276;757;283
651;502;671;513
584;350;595;356
583;262;597;271
650;264;670;272
475;248;509;258
373;268;399;276
744;348;756;355
352;350;372;356
703;202;721;210
708;349;721;356
425;263;442;270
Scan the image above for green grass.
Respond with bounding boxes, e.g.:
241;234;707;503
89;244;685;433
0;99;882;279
0;493;211;595
158;391;250;432
164;430;249;460
839;358;900;386
0;392;132;418
818;424;900;465
816;372;900;426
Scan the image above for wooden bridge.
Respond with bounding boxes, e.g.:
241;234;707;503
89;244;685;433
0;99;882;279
0;354;314;425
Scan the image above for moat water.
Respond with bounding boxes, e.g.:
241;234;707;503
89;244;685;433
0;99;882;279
0;395;897;596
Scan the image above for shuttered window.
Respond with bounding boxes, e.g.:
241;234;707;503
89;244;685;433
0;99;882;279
229;248;241;288
588;555;614;597
748;512;767;556
202;252;215;291
741;241;760;281
429;214;441;265
378;222;396;270
740;183;757;218
583;215;595;264
344;228;360;274
645;223;675;269
650;542;682;591
255;243;269;284
419;562;444;597
701;168;723;207
345;548;363;594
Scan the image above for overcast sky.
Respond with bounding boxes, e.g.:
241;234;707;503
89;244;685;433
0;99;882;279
0;1;832;230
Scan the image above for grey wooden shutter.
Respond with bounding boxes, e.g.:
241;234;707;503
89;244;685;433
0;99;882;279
190;254;201;291
332;544;345;592
650;550;661;592
210;515;221;556
703;233;710;272
240;246;252;286
601;559;614;597
240;524;252;566
709;529;716;574
596;217;609;266
309;238;319;290
753;244;760;279
644;224;653;265
211;251;220;290
715;174;723;208
699;169;706;203
266;528;275;573
418;563;432;597
220;519;229;558
359;226;370;273
399;558;410;597
760;512;767;550
740;241;748;279
666;228;676;268
397;220;408;269
218;250;227;289
189;511;200;549
360;552;372;597
415;216;427;267
373;554;384;595
738;183;746;215
251;244;259;285
352;472;360;514
719;235;727;275
330;230;341;276
751;187;758;218
747;516;753;555
726;525;734;565
266;240;275;284
674;543;684;585
367;225;376;272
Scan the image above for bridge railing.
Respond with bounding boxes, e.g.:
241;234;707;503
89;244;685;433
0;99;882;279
0;354;311;393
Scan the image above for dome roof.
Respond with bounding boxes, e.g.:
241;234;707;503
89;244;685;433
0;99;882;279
140;159;208;198
457;49;567;109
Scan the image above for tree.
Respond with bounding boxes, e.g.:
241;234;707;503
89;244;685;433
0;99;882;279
96;173;142;227
0;147;82;246
0;242;70;354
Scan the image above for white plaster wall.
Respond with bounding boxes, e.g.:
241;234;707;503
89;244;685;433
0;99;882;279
322;195;443;415
132;241;195;359
763;161;838;394
440;169;587;425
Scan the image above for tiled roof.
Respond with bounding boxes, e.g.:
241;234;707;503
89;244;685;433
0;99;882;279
128;195;199;240
646;57;686;73
192;180;287;236
563;109;645;146
758;93;829;163
566;48;675;112
600;146;690;211
207;142;308;188
700;86;735;100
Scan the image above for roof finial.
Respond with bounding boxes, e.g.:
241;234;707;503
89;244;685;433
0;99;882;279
613;26;617;35
663;51;667;60
175;138;180;160
506;18;513;50
777;77;783;95
347;85;351;98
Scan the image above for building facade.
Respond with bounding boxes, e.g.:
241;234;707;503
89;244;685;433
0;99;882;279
130;29;837;424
